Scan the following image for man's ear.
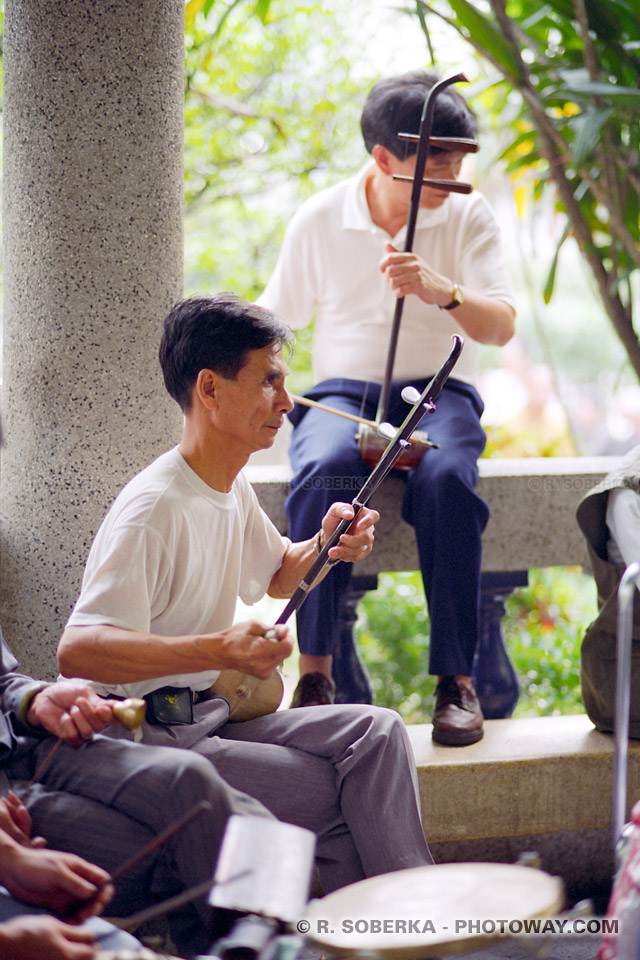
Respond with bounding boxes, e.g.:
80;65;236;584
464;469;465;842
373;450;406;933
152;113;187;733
194;369;218;410
371;144;396;177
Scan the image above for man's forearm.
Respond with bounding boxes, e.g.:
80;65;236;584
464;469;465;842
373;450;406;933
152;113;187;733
446;291;515;346
267;536;331;599
57;624;225;684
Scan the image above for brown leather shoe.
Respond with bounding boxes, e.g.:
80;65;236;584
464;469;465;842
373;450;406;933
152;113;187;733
290;672;336;708
432;676;484;746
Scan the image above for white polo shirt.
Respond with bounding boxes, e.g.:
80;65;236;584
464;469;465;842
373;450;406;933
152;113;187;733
259;163;515;387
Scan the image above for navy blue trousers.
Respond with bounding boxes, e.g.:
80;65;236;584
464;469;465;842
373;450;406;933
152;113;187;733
286;377;490;677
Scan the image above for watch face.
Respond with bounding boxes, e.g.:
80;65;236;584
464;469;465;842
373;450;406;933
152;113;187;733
442;283;462;310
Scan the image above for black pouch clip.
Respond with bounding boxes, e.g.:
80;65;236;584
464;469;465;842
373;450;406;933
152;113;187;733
143;685;194;725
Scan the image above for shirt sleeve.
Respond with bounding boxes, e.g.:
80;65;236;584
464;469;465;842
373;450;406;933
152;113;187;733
237;476;289;605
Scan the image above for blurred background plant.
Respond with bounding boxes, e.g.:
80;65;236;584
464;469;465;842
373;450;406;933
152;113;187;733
357;566;596;723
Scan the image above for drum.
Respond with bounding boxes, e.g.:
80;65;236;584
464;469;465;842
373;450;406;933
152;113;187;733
304;862;564;958
210;668;284;721
357;424;431;471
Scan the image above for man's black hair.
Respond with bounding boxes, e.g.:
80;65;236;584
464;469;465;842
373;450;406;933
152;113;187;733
159;293;294;411
360;70;477;159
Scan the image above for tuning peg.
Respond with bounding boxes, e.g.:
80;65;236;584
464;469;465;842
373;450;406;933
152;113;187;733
401;386;422;405
377;422;396;441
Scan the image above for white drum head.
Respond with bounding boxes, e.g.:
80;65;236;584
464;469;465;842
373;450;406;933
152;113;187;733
304;863;564;958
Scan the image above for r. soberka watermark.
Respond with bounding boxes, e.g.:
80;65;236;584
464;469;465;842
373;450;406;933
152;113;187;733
296;916;617;938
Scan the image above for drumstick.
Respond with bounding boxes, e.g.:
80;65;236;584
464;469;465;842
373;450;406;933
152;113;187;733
109;799;212;885
290;395;438;448
26;738;63;788
63;800;213;920
103;878;215;934
101;868;251;935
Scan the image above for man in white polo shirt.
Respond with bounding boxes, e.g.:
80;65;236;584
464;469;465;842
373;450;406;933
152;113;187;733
258;70;516;746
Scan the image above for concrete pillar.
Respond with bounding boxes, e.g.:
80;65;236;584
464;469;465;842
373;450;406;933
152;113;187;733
1;0;184;677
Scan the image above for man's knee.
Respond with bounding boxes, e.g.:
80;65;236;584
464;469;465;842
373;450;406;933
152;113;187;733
335;703;410;747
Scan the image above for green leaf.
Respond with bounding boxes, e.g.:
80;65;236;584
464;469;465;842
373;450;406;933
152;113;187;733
543;225;570;304
571;107;613;167
559;78;640;105
415;0;436;64
446;0;522;77
254;0;271;23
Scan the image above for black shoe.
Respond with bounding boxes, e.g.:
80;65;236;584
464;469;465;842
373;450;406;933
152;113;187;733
432;676;484;746
290;672;336;708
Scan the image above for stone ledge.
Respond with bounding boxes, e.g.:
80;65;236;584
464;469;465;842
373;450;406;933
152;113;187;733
245;456;621;574
407;714;638;845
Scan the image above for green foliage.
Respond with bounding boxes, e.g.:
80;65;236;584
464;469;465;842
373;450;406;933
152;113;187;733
356;567;597;723
410;0;640;379
184;0;380;312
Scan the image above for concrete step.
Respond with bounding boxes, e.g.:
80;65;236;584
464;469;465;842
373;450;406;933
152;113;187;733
408;715;640;843
407;715;640;899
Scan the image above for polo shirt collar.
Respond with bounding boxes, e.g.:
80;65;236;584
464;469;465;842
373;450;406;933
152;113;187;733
343;162;450;236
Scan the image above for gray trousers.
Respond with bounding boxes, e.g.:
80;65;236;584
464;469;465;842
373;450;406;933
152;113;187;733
11;734;274;956
106;699;433;893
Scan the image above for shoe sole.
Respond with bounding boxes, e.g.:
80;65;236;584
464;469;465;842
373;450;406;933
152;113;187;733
431;727;484;746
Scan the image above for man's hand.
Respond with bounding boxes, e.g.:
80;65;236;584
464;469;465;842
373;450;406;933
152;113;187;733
379;243;453;306
0;794;46;849
0;915;98;960
320;502;379;564
217;622;293;679
26;681;122;746
0;843;111;920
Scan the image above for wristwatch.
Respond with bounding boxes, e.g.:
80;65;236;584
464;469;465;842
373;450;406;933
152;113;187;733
440;281;464;311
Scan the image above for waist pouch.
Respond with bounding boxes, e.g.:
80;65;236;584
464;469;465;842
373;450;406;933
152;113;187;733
143;685;194;725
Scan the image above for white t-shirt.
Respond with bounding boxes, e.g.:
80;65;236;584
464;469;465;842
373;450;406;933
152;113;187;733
258;163;515;387
66;447;288;698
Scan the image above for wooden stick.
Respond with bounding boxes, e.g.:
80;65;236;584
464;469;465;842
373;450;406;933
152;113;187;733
397;133;480;153
290;394;438;448
107;878;215;933
64;800;213;921
109;800;212;884
26;738;63;788
104;868;253;935
290;394;377;428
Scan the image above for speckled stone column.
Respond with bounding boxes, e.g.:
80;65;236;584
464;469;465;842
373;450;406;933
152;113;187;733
1;0;184;677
